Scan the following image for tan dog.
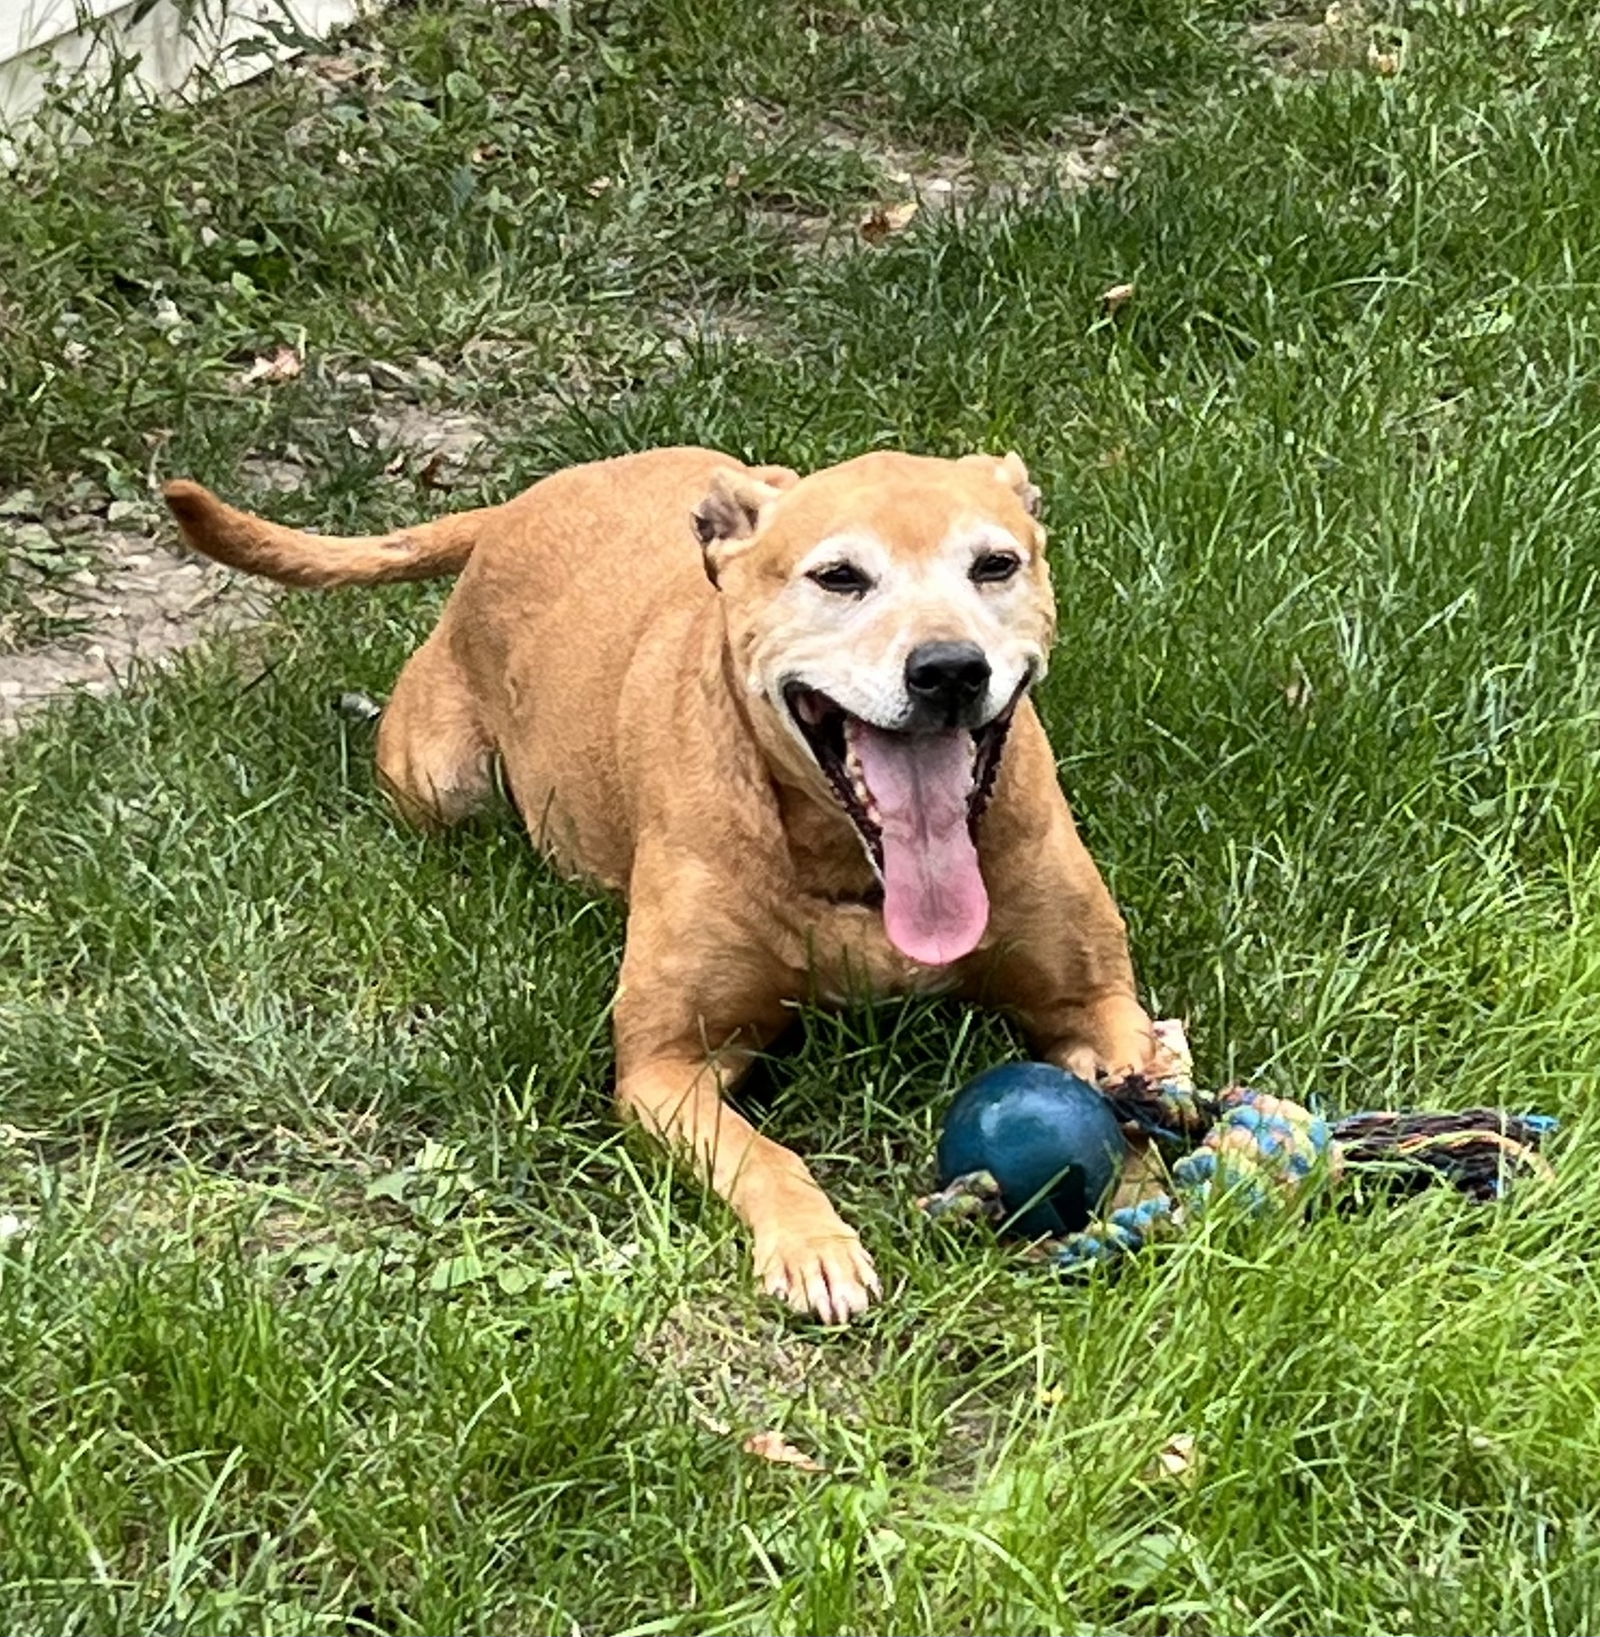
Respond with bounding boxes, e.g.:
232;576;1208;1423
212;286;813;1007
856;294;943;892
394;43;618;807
164;447;1155;1321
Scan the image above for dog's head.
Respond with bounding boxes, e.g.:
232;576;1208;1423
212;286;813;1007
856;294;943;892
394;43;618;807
695;450;1055;968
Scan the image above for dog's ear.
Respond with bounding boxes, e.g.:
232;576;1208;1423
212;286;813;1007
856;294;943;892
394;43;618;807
692;465;798;586
960;450;1042;519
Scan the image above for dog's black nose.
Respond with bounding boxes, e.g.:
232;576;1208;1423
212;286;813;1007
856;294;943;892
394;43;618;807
905;641;992;717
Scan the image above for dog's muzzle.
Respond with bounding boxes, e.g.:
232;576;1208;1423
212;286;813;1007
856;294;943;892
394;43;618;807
781;677;1024;967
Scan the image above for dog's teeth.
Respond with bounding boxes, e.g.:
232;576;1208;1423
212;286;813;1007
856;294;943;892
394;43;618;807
845;741;873;811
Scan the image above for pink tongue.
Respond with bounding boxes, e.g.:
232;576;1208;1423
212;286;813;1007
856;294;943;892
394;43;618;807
853;724;988;966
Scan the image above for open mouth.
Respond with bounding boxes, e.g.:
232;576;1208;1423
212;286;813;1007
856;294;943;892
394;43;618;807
783;685;1014;869
782;682;1018;967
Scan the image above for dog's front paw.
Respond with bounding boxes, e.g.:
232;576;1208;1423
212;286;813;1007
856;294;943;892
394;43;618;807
754;1215;881;1325
1058;996;1157;1087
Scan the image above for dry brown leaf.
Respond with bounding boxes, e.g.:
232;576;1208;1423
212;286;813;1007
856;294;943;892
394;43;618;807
1101;281;1136;315
742;1430;826;1472
1146;1432;1202;1485
313;55;365;87
240;346;303;388
859;200;919;246
417;450;457;490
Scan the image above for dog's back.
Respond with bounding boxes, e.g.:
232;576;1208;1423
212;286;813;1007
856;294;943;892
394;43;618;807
166;446;732;595
164;447;770;883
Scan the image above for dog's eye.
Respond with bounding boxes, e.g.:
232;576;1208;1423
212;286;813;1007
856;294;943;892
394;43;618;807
971;551;1021;584
808;562;873;595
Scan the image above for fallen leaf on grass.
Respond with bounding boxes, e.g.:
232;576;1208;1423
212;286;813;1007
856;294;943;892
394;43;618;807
239;346;303;387
1284;662;1314;711
417;450;457;490
1145;1432;1202;1485
311;54;370;90
1101;281;1135;314
742;1430;826;1472
859;200;918;245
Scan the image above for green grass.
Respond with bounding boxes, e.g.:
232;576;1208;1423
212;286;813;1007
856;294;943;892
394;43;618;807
8;0;1600;1631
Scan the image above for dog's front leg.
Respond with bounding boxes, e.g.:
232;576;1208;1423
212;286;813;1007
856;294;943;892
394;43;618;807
1000;922;1155;1084
1032;993;1157;1084
611;875;879;1323
977;859;1155;1083
614;1050;878;1322
975;726;1157;1082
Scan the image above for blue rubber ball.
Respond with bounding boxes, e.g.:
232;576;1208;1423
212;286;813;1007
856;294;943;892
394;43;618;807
937;1063;1128;1238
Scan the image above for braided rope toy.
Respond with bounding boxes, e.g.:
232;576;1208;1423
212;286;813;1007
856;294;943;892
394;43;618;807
919;1021;1558;1275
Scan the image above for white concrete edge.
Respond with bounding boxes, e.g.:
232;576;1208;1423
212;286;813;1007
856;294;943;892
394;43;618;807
2;0;371;155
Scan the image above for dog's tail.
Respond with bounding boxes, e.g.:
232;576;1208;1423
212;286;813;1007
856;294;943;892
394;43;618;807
162;479;493;588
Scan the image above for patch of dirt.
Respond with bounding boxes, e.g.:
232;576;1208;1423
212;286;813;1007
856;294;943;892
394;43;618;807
0;395;494;737
1246;2;1400;78
839;117;1134;218
366;403;490;486
731;103;1138;254
639;1297;876;1442
0;509;272;737
0;1135;372;1270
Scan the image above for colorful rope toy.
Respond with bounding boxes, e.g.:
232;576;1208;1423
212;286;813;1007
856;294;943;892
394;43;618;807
918;1021;1557;1275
